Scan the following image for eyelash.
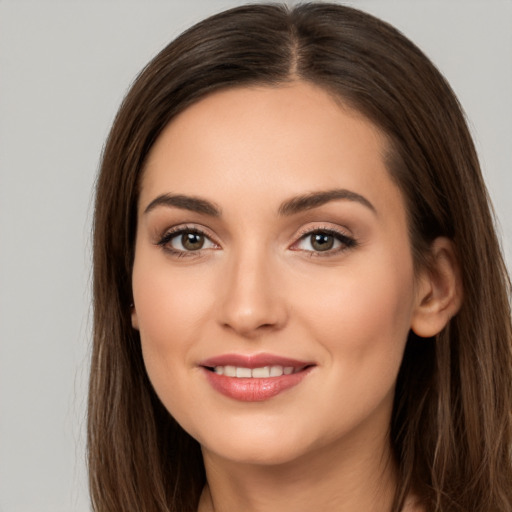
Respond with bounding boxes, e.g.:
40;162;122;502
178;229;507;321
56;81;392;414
156;225;358;258
292;227;358;257
156;225;217;258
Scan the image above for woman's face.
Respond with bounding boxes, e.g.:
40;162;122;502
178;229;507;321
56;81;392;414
131;82;422;466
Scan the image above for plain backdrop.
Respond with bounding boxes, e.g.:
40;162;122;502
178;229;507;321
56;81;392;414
0;1;510;511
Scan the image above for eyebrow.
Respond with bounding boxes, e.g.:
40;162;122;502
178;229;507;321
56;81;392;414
144;194;222;216
278;189;376;216
143;188;376;217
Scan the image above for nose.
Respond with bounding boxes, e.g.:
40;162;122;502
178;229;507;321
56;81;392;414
217;248;288;338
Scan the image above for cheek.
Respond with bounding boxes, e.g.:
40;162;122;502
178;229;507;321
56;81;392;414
292;250;416;370
133;254;214;335
282;256;416;445
131;256;215;394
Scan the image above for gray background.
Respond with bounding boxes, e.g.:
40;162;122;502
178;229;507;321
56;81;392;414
0;1;510;511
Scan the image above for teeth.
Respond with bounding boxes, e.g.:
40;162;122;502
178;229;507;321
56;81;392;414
212;365;296;378
252;366;271;378
236;367;252;378
269;366;283;377
224;365;236;377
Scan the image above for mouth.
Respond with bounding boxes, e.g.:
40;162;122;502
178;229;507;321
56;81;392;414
204;364;309;378
199;353;316;402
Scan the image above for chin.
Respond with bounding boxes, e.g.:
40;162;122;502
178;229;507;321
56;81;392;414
204;439;310;467
195;421;316;466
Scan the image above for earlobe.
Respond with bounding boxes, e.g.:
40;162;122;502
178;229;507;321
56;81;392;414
131;303;140;330
411;237;463;338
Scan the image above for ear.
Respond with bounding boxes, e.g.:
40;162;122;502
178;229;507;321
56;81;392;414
411;237;463;338
131;302;140;330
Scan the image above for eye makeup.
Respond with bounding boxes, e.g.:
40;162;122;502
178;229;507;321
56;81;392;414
155;223;358;259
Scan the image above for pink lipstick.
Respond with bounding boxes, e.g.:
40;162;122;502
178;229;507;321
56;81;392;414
199;353;315;402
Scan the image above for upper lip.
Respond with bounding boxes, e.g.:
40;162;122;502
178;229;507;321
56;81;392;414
199;353;315;369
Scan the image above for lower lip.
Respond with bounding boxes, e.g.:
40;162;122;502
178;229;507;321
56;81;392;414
202;367;313;402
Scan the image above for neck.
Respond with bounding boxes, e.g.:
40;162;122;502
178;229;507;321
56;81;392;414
198;431;398;512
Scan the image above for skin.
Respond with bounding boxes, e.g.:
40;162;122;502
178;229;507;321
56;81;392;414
131;82;459;512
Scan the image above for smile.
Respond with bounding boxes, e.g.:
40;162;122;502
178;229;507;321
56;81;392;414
210;365;298;378
199;354;315;402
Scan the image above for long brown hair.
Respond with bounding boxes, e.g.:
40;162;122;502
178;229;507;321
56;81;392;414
89;3;512;511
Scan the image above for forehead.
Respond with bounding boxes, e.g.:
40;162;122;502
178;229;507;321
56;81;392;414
140;81;404;223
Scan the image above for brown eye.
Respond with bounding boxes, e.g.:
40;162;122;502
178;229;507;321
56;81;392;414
157;228;217;254
310;233;335;251
293;229;357;255
181;232;205;251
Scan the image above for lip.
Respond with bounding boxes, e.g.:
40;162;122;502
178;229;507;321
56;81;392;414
199;353;315;402
199;353;313;369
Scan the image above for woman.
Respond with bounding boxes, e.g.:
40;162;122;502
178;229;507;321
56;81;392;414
88;3;512;511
